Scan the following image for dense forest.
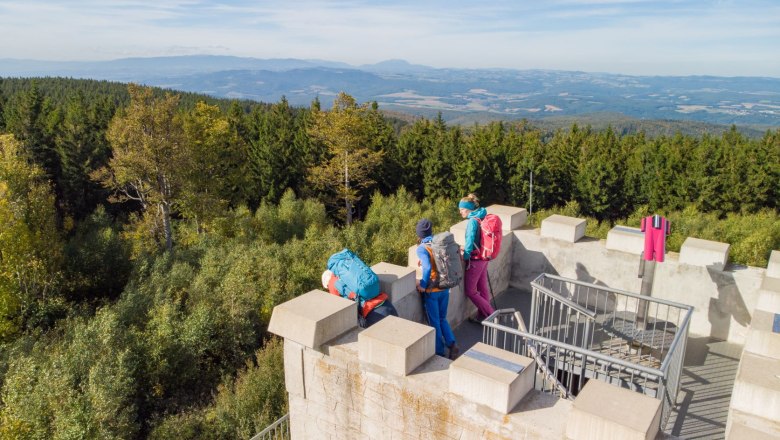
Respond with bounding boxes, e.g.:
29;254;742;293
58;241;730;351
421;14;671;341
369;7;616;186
0;77;778;439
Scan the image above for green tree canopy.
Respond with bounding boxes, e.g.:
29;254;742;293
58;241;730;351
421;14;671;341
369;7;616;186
307;92;385;224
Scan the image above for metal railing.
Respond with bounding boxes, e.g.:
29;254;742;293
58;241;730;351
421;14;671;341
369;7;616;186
482;273;693;430
250;413;290;440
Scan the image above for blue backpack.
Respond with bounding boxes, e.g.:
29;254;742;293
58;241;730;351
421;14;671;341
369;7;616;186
327;249;380;302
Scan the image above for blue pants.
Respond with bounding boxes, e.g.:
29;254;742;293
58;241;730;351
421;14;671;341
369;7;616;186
363;301;398;328
423;289;456;357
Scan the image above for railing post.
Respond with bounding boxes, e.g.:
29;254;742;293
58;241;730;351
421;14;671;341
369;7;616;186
530;286;538;334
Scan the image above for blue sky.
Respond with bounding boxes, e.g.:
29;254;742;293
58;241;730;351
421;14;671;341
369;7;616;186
1;0;778;77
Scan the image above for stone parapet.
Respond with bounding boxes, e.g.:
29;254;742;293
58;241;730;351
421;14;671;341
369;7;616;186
726;409;780;439
486;204;528;231
268;290;357;349
566;380;661;440
678;237;730;268
540;214;586;243
286;320;572;439
449;342;534;413
605;225;644;255
756;288;780;312
744;309;780;359
358;315;435;375
767;250;780;279
730;352;780;422
371;262;416;304
761;274;780;293
449;219;469;246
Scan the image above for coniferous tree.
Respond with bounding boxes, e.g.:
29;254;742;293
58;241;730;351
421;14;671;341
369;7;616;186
422;113;460;200
54;91;112;220
575;127;628;222
391;119;432;198
247;97;304;204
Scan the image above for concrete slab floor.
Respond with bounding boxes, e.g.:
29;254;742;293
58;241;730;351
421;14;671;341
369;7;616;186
453;288;741;440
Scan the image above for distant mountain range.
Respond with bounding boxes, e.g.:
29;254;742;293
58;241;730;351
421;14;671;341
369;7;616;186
2;55;779;128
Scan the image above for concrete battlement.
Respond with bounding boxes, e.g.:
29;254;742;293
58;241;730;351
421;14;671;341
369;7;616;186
266;205;779;439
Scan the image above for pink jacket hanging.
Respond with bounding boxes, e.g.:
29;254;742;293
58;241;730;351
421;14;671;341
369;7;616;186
641;215;670;262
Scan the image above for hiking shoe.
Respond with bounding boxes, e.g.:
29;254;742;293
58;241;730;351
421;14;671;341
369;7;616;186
448;344;460;360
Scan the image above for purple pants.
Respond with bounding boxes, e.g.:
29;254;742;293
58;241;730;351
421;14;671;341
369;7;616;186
464;259;495;319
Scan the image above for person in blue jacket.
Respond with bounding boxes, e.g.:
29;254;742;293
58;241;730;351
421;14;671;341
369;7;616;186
459;193;495;321
415;218;460;359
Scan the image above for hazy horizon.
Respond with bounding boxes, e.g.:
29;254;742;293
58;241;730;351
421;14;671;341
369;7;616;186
1;1;779;78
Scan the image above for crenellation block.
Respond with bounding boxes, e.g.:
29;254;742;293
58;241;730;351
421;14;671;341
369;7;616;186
730;352;780;422
761;275;780;293
358;315;435;376
756;288;780;312
679;237;730;268
744;309;780;359
540;214;587;243
449;342;535;414
767;250;780;279
726;409;780;439
486;204;528;231
449;219;469;247
726;420;780;440
371;262;416;304
268;290;357;349
605;225;644;255
565;380;661;440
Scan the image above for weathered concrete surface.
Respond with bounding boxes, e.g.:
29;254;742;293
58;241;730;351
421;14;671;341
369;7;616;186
541;214;586;243
566;379;661;440
744;309;780;359
449;342;535;413
652;259;764;343
268;290;357;349
679;237;730;269
725;409;780;439
486;204;528;231
606;225;644;255
286;326;573;440
510;226;765;344
371;262;416;305
766;250;780;279
358;315;435;376
730;352;780;423
510;228;643;294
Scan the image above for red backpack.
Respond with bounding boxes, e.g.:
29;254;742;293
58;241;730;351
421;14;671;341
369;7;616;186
475;214;503;260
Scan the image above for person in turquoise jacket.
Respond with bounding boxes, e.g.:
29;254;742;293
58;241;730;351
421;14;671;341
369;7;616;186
458;193;495;321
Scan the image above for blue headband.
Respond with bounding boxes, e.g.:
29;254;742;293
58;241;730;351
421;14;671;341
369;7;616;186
458;201;477;210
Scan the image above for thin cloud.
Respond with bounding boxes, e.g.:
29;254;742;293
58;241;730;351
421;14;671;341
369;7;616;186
0;0;777;76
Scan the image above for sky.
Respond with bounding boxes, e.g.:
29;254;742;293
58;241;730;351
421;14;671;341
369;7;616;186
0;0;779;77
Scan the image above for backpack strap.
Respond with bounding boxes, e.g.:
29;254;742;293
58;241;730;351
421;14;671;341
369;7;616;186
423;245;442;292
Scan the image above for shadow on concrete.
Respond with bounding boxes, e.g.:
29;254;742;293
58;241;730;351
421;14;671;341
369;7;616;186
508;390;560;414
453;288;532;354
665;337;742;440
706;264;751;341
575;262;609;288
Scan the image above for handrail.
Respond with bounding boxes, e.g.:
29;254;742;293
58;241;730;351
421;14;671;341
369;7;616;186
249;412;289;440
483;311;664;377
529;282;597;319
660;308;693;372
535;273;694;311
